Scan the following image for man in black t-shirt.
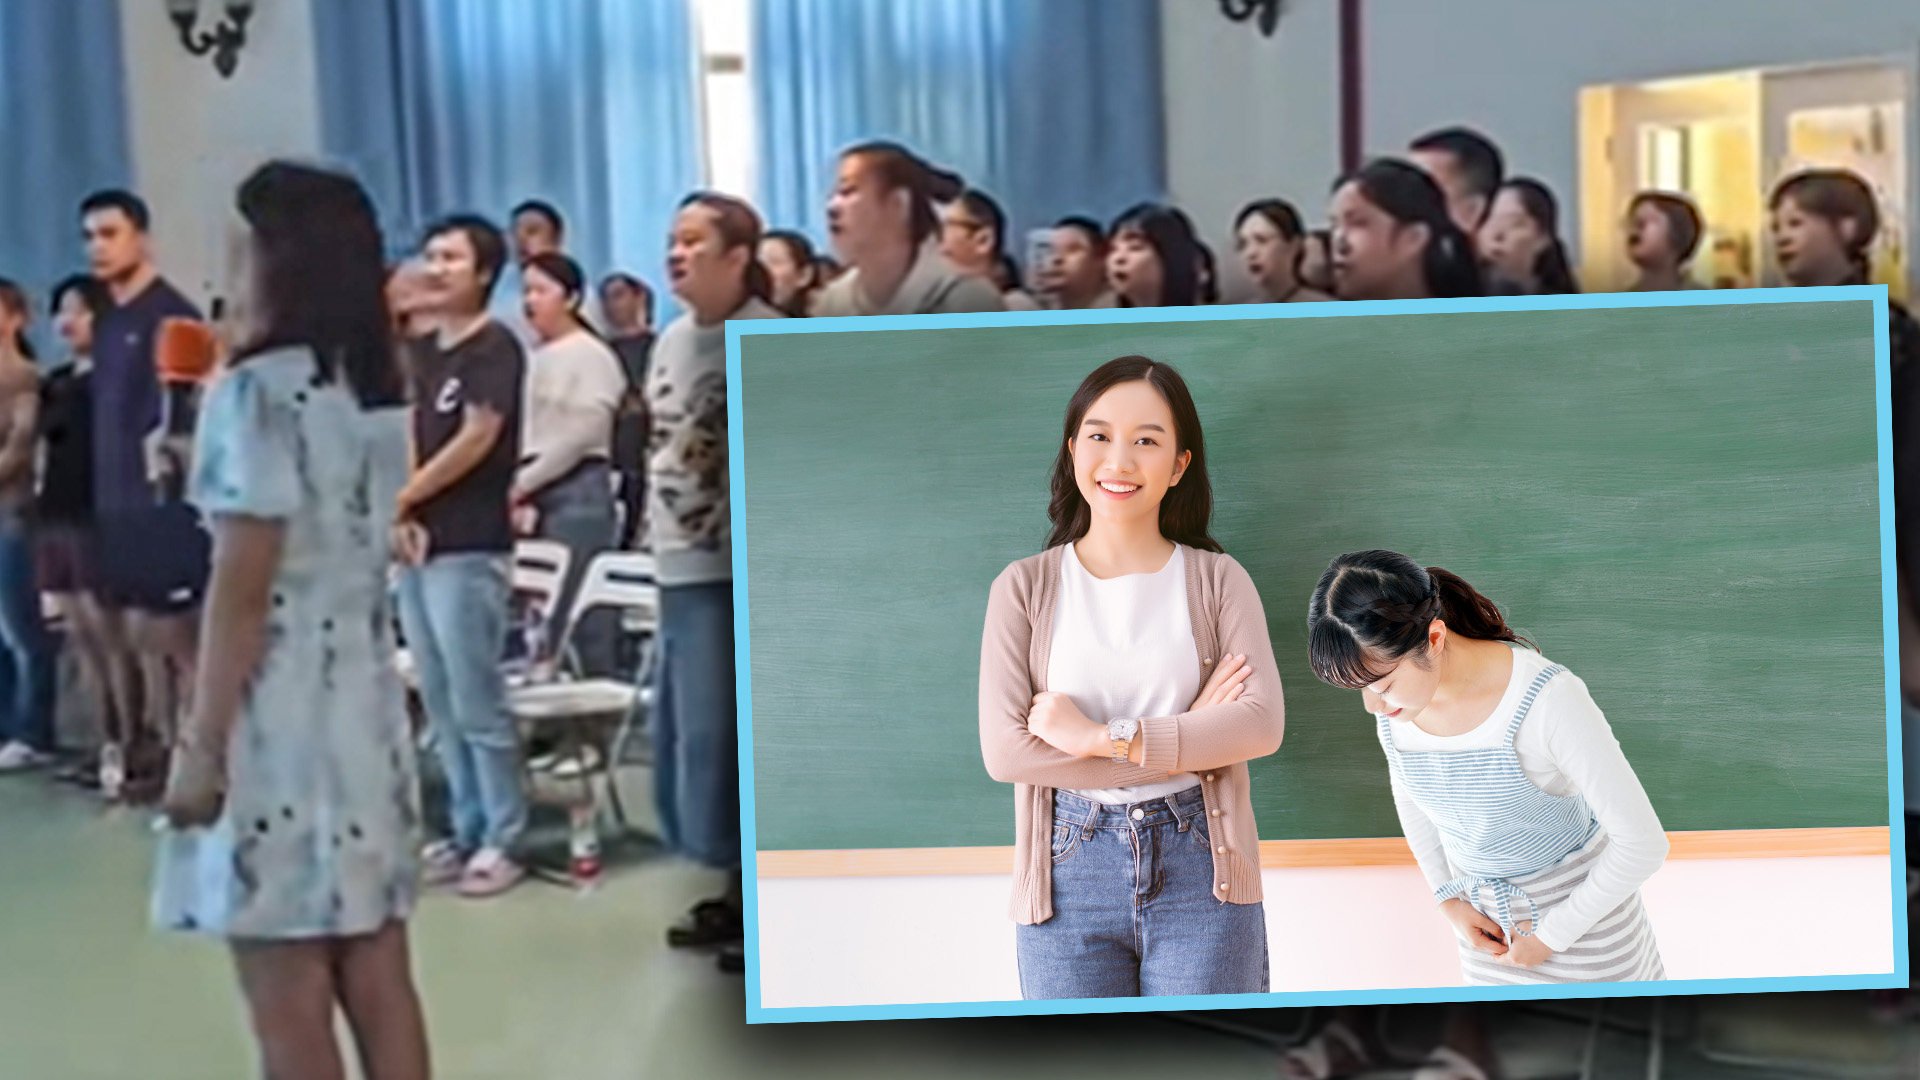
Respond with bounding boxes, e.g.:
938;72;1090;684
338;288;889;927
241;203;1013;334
393;214;530;897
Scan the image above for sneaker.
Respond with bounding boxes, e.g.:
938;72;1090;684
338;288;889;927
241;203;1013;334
0;741;52;772
98;743;125;801
667;898;744;950
420;840;468;886
456;848;525;898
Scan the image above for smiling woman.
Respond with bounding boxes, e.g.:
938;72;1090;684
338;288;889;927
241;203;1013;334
977;355;1285;1001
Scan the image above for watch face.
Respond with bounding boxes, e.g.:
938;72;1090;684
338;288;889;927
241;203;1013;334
1110;718;1139;740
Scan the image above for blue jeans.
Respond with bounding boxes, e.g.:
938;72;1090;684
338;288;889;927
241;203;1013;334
650;581;738;868
0;513;54;751
533;461;618;677
397;553;526;854
1016;787;1269;999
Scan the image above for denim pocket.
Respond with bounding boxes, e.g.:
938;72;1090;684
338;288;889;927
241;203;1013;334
1050;823;1080;863
1189;812;1212;848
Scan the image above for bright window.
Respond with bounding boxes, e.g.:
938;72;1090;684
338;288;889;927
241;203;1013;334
696;0;755;200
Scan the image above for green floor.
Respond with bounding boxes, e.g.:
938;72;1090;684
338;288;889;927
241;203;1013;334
0;772;1286;1079
3;769;1913;1079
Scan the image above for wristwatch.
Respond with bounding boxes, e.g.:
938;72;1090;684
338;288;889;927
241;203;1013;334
1107;717;1140;763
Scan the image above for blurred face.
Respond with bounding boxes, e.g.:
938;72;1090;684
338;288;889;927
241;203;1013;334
1408;148;1485;238
1771;195;1856;287
1069;379;1190;534
1236;214;1301;295
1625;202;1677;270
1299;234;1333;291
600;278;645;332
55;288;95;356
826;155;906;264
1356;623;1450;723
512;210;561;265
1330;181;1428;301
1106;227;1164;307
421;229;488;314
1042;227;1104;300
1477;188;1548;286
522;264;576;342
0;296;26;352
757;238;810;309
938;202;995;274
82;207;148;284
669;204;749;318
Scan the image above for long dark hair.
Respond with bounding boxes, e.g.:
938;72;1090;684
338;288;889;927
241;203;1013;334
680;191;772;303
0;278;33;360
1502;178;1579;294
842;141;964;248
1044;356;1222;553
1334;159;1484;299
762;229;820;316
1108;204;1203;308
1771;169;1880;285
1307;549;1533;689
234;161;402;409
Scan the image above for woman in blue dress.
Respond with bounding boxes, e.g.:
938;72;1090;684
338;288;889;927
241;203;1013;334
155;161;427;1079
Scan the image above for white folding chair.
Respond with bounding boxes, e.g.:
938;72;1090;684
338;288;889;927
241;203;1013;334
509;551;659;830
510;538;572;640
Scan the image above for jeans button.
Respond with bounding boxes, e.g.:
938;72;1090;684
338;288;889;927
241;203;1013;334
1130;808;1144;820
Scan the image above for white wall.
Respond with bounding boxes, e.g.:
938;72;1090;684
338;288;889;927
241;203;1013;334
1160;0;1341;302
118;0;323;307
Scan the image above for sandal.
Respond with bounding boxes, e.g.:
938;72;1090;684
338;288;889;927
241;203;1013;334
1278;1020;1371;1079
1411;1046;1493;1080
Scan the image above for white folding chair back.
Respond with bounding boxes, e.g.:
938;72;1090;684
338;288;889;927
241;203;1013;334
512;539;572;625
554;551;659;661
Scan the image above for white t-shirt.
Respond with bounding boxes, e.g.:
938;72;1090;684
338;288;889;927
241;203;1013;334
1047;542;1203;805
1385;646;1668;949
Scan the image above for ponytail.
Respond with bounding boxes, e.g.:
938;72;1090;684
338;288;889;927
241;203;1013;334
843;141;963;248
1339;159;1485;299
1307;549;1531;690
1426;566;1531;648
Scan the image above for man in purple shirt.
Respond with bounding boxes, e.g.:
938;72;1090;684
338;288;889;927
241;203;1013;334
79;190;209;796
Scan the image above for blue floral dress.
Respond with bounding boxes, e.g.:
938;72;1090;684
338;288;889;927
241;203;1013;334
151;347;420;939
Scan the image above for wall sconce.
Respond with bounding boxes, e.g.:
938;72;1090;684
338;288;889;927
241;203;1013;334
1219;0;1283;38
165;0;255;79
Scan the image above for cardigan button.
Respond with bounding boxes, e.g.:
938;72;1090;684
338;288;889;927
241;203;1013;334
1218;882;1229;893
1209;809;1221;817
1216;845;1226;854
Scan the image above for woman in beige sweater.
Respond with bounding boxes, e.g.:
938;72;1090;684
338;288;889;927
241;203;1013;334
978;355;1284;1000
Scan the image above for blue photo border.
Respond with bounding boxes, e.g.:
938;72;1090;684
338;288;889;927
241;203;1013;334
723;285;1909;1024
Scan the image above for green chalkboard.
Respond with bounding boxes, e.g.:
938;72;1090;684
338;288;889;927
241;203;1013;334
737;300;1890;851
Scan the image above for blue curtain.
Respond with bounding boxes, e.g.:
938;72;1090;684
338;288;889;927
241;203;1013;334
0;0;134;358
751;0;1165;256
311;0;702;312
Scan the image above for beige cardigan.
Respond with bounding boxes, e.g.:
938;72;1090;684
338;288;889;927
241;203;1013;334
978;544;1285;924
